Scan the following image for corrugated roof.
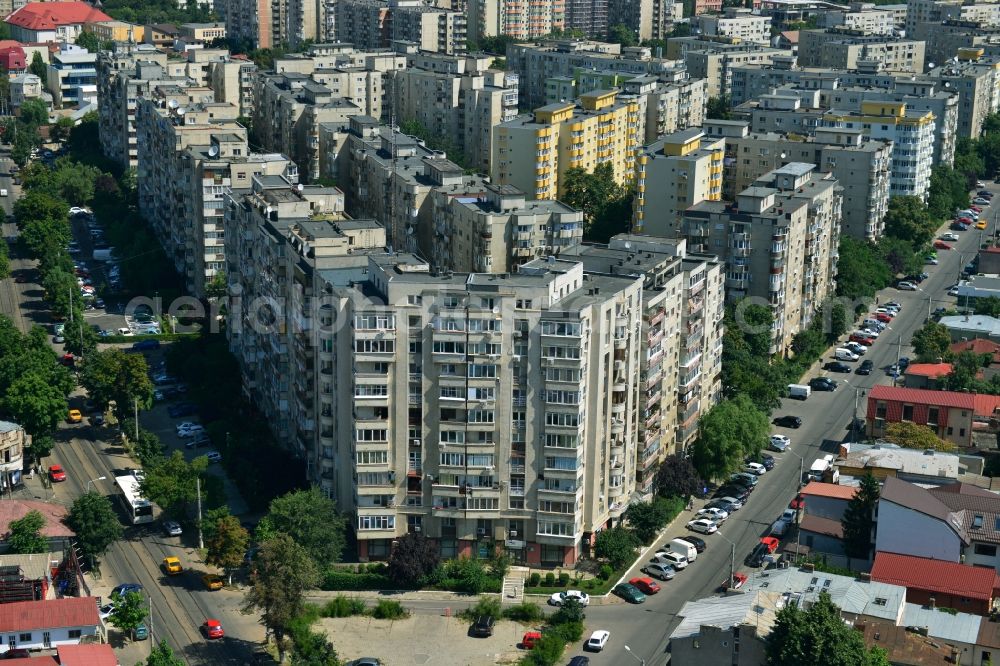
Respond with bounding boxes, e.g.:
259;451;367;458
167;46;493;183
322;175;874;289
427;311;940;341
974;394;1000;418
744;567;905;621
858;618;963;664
871;552;1000;603
0;597;99;633
868;385;976;410
950;338;1000;362
902;602;982;645
5;2;112;31
801;481;856;500
670;590;782;640
929;483;1000;545
837;445;961;479
904;363;953;378
880;477;967;543
56;644;119;666
800;514;844;538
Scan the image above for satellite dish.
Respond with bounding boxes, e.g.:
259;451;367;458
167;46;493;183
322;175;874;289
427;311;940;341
176;107;186;116
208;144;219;157
167;99;179;109
928;62;935;69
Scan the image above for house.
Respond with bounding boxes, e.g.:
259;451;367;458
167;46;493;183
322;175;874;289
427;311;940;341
797;481;856;556
928;483;1000;570
45;43;96;108
951;338;1000;365
670;591;781;665
904;362;955;389
871;552;1000;615
0;500;74;553
57;644;119;666
143;23;181;47
4;3;112;44
10;73;50;110
939;314;1000;343
0;46;26;76
856;619;961;665
0;597;102;654
866;385;976;447
776;30;799;49
875;477;969;563
835;443;963;485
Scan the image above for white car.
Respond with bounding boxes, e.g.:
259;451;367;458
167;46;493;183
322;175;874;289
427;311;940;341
974;197;991;205
652;551;688;569
98;603;114;621
585;630;610;652
68;206;88;216
176;422;204;436
716;497;744;511
686;518;718;534
844;342;866;355
926;257;939;265
745;462;766;476
696;507;728;522
897;281;918;291
206;451;222;463
860;328;880;339
948;287;960;296
941;233;960;241
548;590;590;606
770;434;790;452
117;328;134;337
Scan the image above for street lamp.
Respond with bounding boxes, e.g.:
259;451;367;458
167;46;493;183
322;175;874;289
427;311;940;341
715;531;737;594
86;476;106;493
786;448;805;490
624;645;646;666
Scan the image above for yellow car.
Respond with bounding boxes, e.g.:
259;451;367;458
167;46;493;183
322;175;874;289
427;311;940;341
201;574;223;591
67;409;82;423
162;557;183;575
977;220;988;229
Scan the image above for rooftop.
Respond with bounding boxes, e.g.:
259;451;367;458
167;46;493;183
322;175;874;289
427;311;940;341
880;477;967;543
871;552;1000;603
903;363;953;378
867;385;976;410
800;481;857;500
799;514;844;539
0;500;72;539
837;444;961;479
939;314;1000;335
5;2;112;31
0;597;100;633
670;590;782;640
56;644;119;666
743;566;905;621
951;338;1000;362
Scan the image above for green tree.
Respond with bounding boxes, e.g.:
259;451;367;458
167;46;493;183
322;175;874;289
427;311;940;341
14;190;67;227
655;453;702;499
943;350;988;392
387;532;440;586
883;421;955;452
243;534;319;664
559;162;632;240
7;510;48;554
109;590;149;641
28;434;54;463
79;349;154;421
49;116;75;144
927;165;970;220
2;373;69;439
766;591;887;665
143;640;185;666
75;31;101;53
841;473;879;560
623;499;672;544
67;491;123;569
205;271;227;299
976;296;1000;317
0;240;9;280
607;23;637;46
40;267;77;321
141;450;209;518
28;52;46;81
205;514;250;585
706;95;732;120
827;301;849;343
593;526;638;569
692;395;769;481
911;320;952;363
883;195;935;247
264;487;345;568
19;99;48;127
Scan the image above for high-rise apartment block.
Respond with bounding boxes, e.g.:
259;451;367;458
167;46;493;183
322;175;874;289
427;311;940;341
217;0;336;48
921;48;1000;138
466;0;565;43
796;29;925;73
392;51;518;172
136;92;296;296
818;4;898;35
607;0;683;41
665;37;790;97
681;163;842;356
493;90;642;200
225;177;724;562
507;40;683;109
337;0;467;54
632;129;724;238
565;0;608;38
905;0;1000;39
694;9;772;46
704;120;891;241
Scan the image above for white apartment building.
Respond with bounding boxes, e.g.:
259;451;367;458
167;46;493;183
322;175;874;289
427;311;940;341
695;9;772;46
819;3;898;35
46;43;96;108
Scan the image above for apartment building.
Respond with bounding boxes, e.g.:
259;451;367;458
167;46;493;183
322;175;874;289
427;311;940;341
336;0;466;53
85;20;144;43
819;3;897;35
46;43;95;108
217;0;278;48
466;0;566;42
561;234;725;462
705;121;891;241
565;0;608;38
136;93;297;296
667;38;790;97
392;51;517;172
632;128;724;238
905;0;1000;38
796;29;925;73
5;1;111;43
695;9;772;46
820;100;935;201
625;75;707;143
681;163;842;355
507;40;683;109
493;89;642;201
922;48;1000;138
208;57;257;117
607;0;683;41
0;421;26;492
10;73;46;110
179;22;227;42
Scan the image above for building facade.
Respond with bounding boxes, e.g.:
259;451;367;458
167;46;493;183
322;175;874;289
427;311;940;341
466;0;566;42
46;43;96;108
796;29;926;73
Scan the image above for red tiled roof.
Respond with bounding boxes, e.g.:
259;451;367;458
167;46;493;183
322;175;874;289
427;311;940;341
951;338;1000;361
0;40;24;49
5;3;112;31
800;481;856;500
0;597;99;633
4;658;57;666
57;644;118;666
0;500;72;539
975;394;1000;418
871;552;1000;603
780;30;799;43
904;363;953;378
867;385;976;410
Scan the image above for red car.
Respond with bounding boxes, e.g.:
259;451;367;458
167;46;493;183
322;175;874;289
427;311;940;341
628;577;661;595
970;205;983;212
760;536;780;554
875;313;893;323
849;334;875;346
48;465;66;482
933;240;952;250
720;572;748;591
202;619;224;639
790;494;805;510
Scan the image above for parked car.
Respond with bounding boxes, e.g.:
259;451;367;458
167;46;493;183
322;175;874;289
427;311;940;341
715;485;750;503
974;197;991;205
941;232;960;241
641;563;676;580
48;465;66;482
677;535;707;552
706;498;741;513
471;616;495;637
720;572;748;591
857;359;874;375
824;361;851;373
585;631;610;652
628;577;661;594
759;453;776;470
933;240;953;250
651;551;688;570
111;583;143;598
745;542;772;567
809;377;837;391
549;590;590;607
849;334;875;346
162;520;182;537
772;415;801;428
613;583;646;604
730;472;758;488
206;451;222;463
769;434;790;452
896;280;918;290
686;518;718;534
202;574;224;591
745;462;766;475
950;221;968;231
696;507;728;523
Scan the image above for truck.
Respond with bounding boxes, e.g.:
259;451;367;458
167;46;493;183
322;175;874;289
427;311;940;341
807;454;835;482
788;384;811;400
92;247;116;262
770;509;798;537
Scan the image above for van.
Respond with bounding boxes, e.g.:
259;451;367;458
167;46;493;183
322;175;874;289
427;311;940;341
788;384;811;400
1;189;8;197
669;538;697;562
834;348;859;362
807;454;834;481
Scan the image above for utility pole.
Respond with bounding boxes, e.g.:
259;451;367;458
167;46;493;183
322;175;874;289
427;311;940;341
68;287;73;324
196;476;204;550
892;334;902;387
133;397;138;442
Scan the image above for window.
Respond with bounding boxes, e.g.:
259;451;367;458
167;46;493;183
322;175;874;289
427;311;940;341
18;634;30;642
975;543;998;557
901;404;913;421
467;409;495;424
358;515;395;530
467;454;494;467
356;429;387;442
440;452;465;466
467;497;499;510
537;520;575;536
973;515;985;529
68;630;82;639
540;321;582;336
927;407;939;425
545;433;578;448
355;451;388;465
440;431;465;444
545;412;580;427
873;597;887;606
468;364;497;378
545;455;579;470
355;339;395;354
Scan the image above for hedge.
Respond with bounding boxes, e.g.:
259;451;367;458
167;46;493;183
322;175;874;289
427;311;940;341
320;571;396;591
99;331;200;345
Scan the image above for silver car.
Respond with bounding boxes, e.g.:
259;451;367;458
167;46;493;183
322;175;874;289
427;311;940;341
642;563;676;580
162;520;182;537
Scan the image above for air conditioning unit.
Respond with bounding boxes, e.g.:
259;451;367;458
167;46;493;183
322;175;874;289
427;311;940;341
509;530;518;537
413;525;421;532
411;439;421;447
514;331;523;338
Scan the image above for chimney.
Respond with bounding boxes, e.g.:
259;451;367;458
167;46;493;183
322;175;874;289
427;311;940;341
857;572;871;582
930;597;936;609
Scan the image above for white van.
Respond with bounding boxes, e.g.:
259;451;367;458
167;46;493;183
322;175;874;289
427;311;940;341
807;454;835;481
834;348;859;362
669;538;697;562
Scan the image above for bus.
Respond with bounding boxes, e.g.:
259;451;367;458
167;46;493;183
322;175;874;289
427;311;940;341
114;474;154;524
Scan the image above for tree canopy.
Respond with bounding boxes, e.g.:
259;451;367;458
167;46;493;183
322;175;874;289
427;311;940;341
882;422;955;452
593;526;639;569
7;510;48;554
911;321;952;363
141;450;209;518
841;473;879;560
655;454;703;499
387;532;440;586
766;592;890;666
692;394;769;481
79;349;154;420
560;163;633;242
205;514;250;584
261;487;345;568
67;491;123;568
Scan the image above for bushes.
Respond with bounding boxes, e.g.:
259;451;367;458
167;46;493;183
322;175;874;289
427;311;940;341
544;572;555;587
459;596;502;621
319;596;366;618
503;602;544;623
528;573;541;587
598;565;613;581
557;572;570;587
319;571;394;591
370;600;409;620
